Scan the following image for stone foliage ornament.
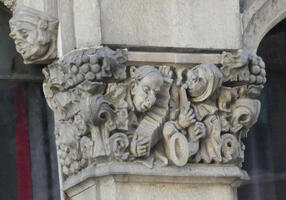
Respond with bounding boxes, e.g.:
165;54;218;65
43;47;266;178
9;6;58;64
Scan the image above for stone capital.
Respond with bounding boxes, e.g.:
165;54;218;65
43;47;266;198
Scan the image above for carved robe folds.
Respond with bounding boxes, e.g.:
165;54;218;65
43;47;266;178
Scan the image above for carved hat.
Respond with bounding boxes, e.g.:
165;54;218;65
192;63;223;102
130;65;162;81
10;6;58;31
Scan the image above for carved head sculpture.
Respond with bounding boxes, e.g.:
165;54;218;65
9;6;58;64
185;63;223;102
230;98;261;135
130;66;164;112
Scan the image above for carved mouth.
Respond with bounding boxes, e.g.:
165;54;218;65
142;104;149;111
16;45;27;55
15;40;29;56
19;49;26;55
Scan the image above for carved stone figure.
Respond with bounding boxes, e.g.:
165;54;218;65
9;6;58;64
184;63;223;102
173;64;224;163
43;48;266;178
163;104;206;166
127;66;169;158
129;66;164;112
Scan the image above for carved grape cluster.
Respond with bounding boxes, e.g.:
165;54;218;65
57;142;82;176
65;55;104;88
248;56;266;85
64;47;127;89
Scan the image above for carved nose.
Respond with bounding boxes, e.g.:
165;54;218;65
9;31;16;39
148;94;156;106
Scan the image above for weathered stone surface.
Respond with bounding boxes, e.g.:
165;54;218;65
64;162;248;200
43;47;266;179
100;0;242;50
127;52;222;66
73;0;101;48
9;6;58;64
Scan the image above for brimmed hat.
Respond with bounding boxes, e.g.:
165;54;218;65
192;63;223;102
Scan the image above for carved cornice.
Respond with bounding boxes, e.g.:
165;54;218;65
9;6;58;64
0;0;16;11
43;47;266;178
63;162;249;190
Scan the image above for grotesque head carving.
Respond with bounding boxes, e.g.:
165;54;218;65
9;6;58;64
185;63;223;102
130;65;164;112
230;98;261;135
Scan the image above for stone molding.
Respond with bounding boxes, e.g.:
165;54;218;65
63;161;249;191
0;0;16;11
43;47;266;179
126;52;222;66
9;6;58;64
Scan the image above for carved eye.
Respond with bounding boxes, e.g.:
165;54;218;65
143;86;150;93
239;114;250;123
20;30;28;38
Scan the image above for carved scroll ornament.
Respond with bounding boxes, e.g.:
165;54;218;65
43;47;266;178
9;6;58;64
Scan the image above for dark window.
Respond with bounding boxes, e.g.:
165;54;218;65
238;19;286;200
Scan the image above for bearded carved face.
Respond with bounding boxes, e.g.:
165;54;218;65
9;6;58;64
131;66;164;112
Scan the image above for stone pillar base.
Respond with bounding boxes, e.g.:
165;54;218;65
64;162;248;200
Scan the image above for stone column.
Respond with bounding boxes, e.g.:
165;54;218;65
4;0;268;199
42;47;266;200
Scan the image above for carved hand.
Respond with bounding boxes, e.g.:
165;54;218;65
159;65;173;79
188;122;206;142
130;135;150;157
178;104;196;129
